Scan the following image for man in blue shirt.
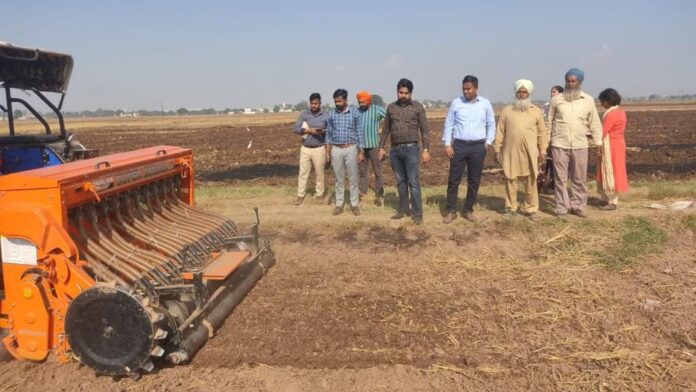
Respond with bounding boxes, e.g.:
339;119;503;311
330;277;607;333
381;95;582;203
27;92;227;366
442;75;496;223
326;89;365;216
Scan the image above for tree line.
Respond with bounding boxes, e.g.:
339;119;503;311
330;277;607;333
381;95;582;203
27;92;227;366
6;94;695;119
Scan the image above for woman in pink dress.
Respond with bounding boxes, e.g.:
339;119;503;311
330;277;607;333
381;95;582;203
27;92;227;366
596;88;628;210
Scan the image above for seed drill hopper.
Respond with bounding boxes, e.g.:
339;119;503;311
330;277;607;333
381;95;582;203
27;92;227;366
0;146;275;375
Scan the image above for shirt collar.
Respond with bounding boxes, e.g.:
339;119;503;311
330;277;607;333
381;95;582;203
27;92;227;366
461;96;480;103
604;105;620;115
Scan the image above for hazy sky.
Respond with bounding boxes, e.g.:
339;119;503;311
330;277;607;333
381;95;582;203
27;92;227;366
3;0;695;111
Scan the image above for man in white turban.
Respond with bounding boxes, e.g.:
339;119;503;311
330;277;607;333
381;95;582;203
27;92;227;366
493;79;548;220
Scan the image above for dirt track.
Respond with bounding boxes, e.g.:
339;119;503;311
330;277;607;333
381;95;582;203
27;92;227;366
1;110;696;391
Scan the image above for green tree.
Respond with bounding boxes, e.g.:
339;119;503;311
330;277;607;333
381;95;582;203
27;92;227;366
176;108;189;116
293;100;308;111
13;109;24;118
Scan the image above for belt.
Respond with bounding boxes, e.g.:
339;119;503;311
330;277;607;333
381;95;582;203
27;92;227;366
454;138;485;145
302;144;323;149
333;143;355;148
393;142;418;147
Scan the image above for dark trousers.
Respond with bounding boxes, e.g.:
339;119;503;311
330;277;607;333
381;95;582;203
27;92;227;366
446;140;487;213
358;147;384;196
390;143;422;217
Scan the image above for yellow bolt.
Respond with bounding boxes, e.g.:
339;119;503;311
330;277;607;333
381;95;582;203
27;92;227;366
22;289;33;299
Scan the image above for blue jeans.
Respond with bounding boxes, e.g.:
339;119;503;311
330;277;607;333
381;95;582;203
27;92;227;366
390;143;422;217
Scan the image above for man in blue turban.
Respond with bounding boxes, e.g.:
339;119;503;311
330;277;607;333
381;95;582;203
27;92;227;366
547;68;603;219
565;68;584;84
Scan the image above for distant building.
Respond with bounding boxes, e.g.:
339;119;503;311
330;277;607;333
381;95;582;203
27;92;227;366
243;108;255;115
278;102;293;113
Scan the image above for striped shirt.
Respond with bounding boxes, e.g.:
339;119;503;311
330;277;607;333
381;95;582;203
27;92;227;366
358;104;386;149
326;106;365;148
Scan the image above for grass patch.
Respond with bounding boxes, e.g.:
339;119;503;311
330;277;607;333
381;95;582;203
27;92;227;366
596;216;667;268
681;214;696;231
493;217;534;235
630;180;696;200
196;184;292;199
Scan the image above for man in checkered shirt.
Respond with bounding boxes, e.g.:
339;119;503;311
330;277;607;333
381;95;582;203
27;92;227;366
326;88;365;216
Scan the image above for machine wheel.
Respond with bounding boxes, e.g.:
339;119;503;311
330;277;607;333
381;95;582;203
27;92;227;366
65;286;158;375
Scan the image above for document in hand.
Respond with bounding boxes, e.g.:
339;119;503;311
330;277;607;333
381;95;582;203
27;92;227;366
302;121;309;139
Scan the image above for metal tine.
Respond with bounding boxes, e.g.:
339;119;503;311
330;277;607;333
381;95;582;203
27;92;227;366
96;201;180;279
75;206;142;284
112;194;192;267
151;183;226;246
106;196;186;269
135;188;212;256
68;212;127;285
85;205;170;286
129;190;209;263
164;178;238;237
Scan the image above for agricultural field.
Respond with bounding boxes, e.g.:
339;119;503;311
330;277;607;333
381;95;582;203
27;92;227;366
1;104;696;391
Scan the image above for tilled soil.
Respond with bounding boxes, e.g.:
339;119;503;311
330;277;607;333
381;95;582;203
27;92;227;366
74;110;696;186
2;220;696;391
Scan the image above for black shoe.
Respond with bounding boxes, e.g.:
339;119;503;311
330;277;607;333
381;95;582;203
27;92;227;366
412;216;423;225
391;212;406;220
332;206;344;216
374;196;383;207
